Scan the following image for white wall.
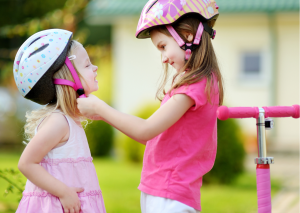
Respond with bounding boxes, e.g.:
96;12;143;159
274;13;299;148
112;17;162;113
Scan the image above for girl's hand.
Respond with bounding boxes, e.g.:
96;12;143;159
59;187;84;213
77;94;103;119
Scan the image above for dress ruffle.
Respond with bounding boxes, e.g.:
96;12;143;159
22;190;102;197
16;191;106;213
40;157;93;165
16;157;106;213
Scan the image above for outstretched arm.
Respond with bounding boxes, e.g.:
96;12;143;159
77;94;194;144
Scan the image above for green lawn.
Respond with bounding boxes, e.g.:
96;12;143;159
0;152;281;213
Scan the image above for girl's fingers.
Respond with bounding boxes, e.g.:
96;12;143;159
70;208;75;213
64;209;69;213
75;205;80;213
75;187;84;193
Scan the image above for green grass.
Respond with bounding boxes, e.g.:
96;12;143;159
0;152;281;213
201;174;281;213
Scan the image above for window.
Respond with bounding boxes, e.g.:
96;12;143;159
241;52;262;78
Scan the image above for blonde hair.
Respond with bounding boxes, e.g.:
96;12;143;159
24;40;86;141
153;15;224;105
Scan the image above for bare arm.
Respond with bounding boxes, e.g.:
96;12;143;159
18;113;83;213
77;94;195;144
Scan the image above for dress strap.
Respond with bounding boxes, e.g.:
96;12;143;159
34;110;70;135
34;117;46;135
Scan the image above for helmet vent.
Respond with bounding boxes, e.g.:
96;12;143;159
28;44;49;58
146;0;158;13
29;37;43;47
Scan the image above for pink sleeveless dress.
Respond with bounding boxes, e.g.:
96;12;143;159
16;112;106;213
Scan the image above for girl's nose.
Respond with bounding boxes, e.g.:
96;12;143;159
162;55;169;64
93;65;98;72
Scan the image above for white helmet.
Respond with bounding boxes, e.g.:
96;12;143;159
13;29;85;105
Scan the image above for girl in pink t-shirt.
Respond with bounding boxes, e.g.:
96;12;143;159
77;0;224;212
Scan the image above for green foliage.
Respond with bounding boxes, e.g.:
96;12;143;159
120;102;160;163
0;168;25;202
0;0;67;27
203;119;246;184
0;0;90;86
0;113;25;151
85;120;114;157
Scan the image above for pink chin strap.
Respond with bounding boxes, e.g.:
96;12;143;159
166;22;205;61
53;57;86;98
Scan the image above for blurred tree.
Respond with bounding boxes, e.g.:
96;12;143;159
0;0;90;87
0;0;67;27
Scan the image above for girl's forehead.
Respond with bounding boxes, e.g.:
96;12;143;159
74;45;86;55
151;30;169;44
150;29;163;39
74;45;89;61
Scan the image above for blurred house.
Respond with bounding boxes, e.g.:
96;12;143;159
84;0;299;152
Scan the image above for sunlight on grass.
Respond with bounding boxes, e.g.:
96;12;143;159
0;152;281;213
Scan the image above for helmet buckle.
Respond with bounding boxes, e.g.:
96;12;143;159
182;43;197;61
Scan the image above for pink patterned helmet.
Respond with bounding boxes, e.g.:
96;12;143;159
136;0;219;39
136;0;219;60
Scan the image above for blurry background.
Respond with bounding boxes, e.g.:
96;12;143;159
0;0;299;212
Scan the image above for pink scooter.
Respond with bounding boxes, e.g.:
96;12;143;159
217;105;299;213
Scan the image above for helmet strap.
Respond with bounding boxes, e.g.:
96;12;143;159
166;21;215;61
53;57;86;98
202;22;216;39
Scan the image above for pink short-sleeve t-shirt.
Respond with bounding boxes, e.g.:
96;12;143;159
138;76;219;211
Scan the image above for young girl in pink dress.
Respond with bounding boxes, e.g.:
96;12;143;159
77;0;223;212
13;29;106;213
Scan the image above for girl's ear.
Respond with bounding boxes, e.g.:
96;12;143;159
184;32;194;42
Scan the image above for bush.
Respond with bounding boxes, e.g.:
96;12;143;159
203;118;246;184
120;102;160;163
85;120;114;157
0;114;25;151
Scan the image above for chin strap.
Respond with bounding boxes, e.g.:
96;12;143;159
166;21;215;61
53;56;86;98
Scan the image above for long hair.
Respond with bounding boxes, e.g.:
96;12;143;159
153;15;224;105
24;40;85;141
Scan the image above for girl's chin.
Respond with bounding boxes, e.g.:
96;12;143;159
93;85;99;92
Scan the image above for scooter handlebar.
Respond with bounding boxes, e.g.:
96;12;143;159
217;105;299;120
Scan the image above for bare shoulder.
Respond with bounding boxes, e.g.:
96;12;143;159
38;112;69;135
21;113;70;165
